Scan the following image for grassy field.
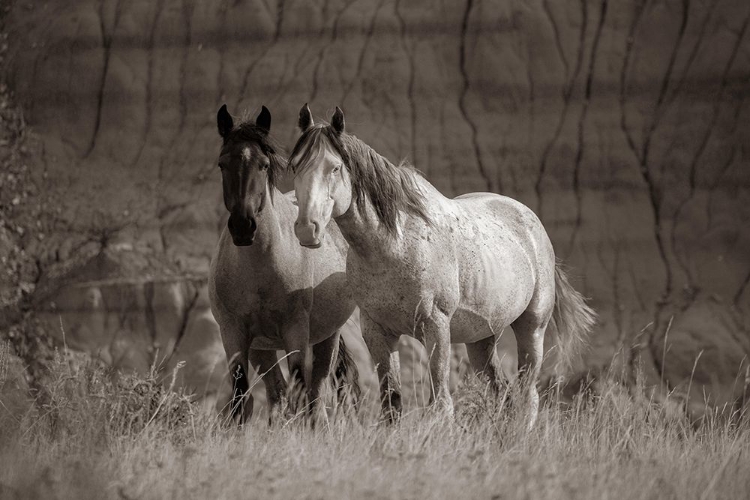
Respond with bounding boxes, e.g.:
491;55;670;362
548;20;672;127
1;346;749;500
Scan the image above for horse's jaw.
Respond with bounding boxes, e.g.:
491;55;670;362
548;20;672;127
230;234;255;247
299;240;322;249
232;240;254;247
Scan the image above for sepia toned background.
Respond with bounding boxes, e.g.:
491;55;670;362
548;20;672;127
1;0;749;415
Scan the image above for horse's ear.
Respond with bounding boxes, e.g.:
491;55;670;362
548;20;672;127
331;106;345;135
217;104;234;139
256;105;271;134
299;103;313;131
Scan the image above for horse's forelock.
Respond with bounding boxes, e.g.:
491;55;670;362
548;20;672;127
289;125;333;175
229;121;288;194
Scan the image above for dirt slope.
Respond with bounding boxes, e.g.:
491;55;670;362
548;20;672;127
2;0;749;410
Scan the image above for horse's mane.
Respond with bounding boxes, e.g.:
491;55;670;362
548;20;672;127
290;124;431;235
225;121;287;195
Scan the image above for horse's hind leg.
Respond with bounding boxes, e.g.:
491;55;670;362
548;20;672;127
465;335;505;395
248;349;286;424
511;311;550;429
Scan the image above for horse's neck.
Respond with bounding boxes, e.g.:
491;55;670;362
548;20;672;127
335;197;400;262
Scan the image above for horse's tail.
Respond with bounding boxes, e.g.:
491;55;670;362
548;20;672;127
548;261;597;373
333;332;361;408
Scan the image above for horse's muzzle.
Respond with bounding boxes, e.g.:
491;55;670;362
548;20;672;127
228;213;257;246
294;219;321;248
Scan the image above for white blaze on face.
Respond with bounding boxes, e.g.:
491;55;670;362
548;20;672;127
242;146;253;163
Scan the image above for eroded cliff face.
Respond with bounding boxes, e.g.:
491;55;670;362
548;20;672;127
3;0;749;410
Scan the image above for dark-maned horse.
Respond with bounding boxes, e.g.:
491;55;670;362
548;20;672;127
290;105;596;427
209;104;359;424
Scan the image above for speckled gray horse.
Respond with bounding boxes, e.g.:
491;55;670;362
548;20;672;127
209;105;359;424
289;105;596;427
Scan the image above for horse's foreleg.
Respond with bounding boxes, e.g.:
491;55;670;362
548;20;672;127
511;311;548;429
219;322;252;425
249;348;286;425
361;311;402;423
421;312;454;417
308;332;340;427
282;320;311;415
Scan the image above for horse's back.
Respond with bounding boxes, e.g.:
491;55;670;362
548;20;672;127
453;192;551;256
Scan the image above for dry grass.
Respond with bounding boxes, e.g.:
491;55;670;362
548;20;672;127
1;345;749;500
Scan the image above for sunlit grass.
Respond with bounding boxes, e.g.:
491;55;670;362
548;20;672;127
1;344;748;500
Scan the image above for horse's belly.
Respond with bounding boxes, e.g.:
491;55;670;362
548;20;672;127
449;285;527;344
243;308;286;349
456;240;535;335
248;335;283;350
449;308;496;343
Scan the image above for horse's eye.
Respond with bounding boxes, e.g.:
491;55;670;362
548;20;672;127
260;161;270;171
333;164;341;174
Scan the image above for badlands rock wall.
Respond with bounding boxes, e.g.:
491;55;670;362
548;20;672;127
3;0;750;410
